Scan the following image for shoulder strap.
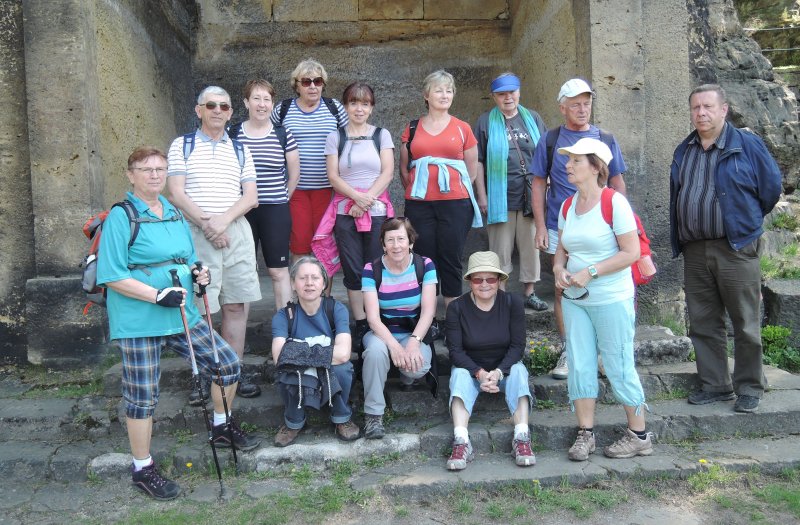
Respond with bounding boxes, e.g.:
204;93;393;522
274;125;288;150
323;296;336;334
182;132;195;162
286;302;297;339
111;200;140;248
372;127;382;154
600;187;615;227
406;119;419;170
412;253;425;286
227;122;242;139
545;126;561;177
278;99;292;124
371;257;384;292
561;194;575;220
337;127;347;158
322;97;341;126
230;139;245;171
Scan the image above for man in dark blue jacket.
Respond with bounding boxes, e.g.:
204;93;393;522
670;84;782;413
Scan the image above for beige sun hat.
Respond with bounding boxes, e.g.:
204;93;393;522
463;251;509;281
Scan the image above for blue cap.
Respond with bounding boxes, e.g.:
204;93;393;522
491;74;521;93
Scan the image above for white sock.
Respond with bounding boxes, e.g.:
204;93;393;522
514;424;529;440
213;412;227;427
453;426;469;443
132;455;152;471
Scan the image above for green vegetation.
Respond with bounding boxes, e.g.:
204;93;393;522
769;212;800;231
761;254;800;279
523;337;559;376
761;325;800;372
688;464;740;492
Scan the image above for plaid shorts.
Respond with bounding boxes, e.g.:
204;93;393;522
117;320;240;419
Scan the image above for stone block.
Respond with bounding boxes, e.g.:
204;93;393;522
0;441;55;481
88;452;130;480
634;325;692;365
25;276;111;367
50;442;94;481
763;279;800;346
359;0;422;20
760;229;798;259
423;0;508;20
387;384;447;416
274;0;358;21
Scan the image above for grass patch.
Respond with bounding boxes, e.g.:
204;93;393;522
761;255;800;279
761;325;800;373
535;399;556;410
363;451;401;469
688;464;739;492
523;337;560;376
754;484;800;517
649;388;689;401
769;212;799;231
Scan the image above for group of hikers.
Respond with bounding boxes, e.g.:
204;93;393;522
95;58;783;500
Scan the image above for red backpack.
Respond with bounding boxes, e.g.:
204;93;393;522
561;187;656;285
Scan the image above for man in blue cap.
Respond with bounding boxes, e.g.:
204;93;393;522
473;72;549;312
530;78;628;380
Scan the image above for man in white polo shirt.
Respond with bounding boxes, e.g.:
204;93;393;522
167;86;262;400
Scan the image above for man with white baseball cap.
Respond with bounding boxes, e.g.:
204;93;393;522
530;78;628;380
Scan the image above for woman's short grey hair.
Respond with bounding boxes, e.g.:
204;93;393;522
291;59;328;93
422;70;456;98
197;86;231;105
289;256;330;291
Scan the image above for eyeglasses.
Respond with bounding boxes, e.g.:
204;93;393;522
131;167;168;175
200;101;231;111
470;277;499;285
299;77;325;87
562;288;589;300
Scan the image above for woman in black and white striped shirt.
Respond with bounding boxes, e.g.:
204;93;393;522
230;79;300;310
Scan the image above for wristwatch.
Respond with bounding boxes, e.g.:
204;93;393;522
410;334;423;343
588;265;599;279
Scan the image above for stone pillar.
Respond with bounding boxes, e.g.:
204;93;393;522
22;0;108;365
0;0;35;364
586;0;691;324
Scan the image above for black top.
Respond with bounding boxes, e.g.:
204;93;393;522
444;289;526;375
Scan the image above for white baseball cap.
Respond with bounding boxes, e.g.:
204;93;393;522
557;138;613;166
557;78;595;102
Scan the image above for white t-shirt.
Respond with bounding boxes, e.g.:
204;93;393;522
558;191;636;305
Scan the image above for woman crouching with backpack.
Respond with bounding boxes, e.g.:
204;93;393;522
361;218;438;439
271;256;360;447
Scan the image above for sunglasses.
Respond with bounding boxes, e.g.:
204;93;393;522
299;77;325;87
200;101;231;111
470;277;499;285
563;288;590;300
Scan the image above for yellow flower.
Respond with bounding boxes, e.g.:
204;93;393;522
698;459;707;464
186;462;193;468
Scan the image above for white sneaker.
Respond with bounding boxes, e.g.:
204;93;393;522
550;351;568;380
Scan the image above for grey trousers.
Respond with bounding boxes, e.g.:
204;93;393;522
362;331;432;416
683;239;764;397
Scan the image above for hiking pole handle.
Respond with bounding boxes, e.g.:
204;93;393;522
170;269;181;288
194;260;208;297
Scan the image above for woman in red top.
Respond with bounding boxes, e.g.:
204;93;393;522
400;70;481;311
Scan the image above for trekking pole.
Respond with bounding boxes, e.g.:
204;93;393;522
193;261;238;475
169;269;225;498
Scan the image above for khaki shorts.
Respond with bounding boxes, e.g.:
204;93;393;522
190;216;261;313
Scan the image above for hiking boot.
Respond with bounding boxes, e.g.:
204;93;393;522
512;433;536;467
131;463;180;500
364;415;385;440
568;429;596;461
274;425;301;447
236;380;261;398
188;377;211;406
734;394;760;413
212;420;261;451
603;428;653;459
335;420;361;442
525;293;549;312
550;350;568;380
687;390;735;405
446;437;474;471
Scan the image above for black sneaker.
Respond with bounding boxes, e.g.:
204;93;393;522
131;463;180;500
236;380;261;398
212;420;261;451
734;394;760;413
188;376;211;407
687;390;735;405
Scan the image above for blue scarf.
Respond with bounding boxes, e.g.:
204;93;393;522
486;105;541;224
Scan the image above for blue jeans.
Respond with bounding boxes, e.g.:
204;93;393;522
562;298;646;412
279;362;354;429
448;362;532;415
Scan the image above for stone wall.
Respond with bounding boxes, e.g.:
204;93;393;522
20;0;197;365
0;0;34;363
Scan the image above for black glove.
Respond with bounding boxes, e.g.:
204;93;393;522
155;287;185;307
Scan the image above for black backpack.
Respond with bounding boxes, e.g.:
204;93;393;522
368;253;439;397
336;126;383;158
284;296;336;339
276;97;342;127
405;119;419;170
544;126;615;177
227;122;289;150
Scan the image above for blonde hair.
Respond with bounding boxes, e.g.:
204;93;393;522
290;59;328;94
422;70;456;98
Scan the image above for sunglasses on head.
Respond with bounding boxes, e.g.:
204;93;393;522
299;77;325;87
470;277;499;285
563;288;589;300
201;101;231;111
